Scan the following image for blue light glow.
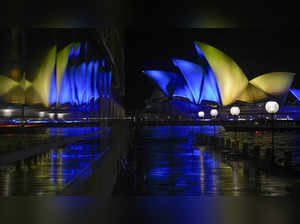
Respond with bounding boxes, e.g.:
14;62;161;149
143;70;177;97
290;88;300;102
193;41;207;61
51;47;111;106
74;43;81;58
143;42;222;105
50;131;103;185
102;58;106;67
201;69;221;104
68;45;74;59
143;70;196;103
85;41;88;58
173;59;204;104
143;126;221;195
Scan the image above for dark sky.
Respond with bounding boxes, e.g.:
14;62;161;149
124;28;300;110
2;0;300;27
2;0;300;110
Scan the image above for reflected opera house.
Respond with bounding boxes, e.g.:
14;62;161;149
0;29;126;121
142;42;300;119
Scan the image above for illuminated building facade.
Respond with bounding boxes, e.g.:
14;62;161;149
0;29;126;120
143;42;297;118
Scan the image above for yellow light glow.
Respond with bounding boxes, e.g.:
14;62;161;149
236;83;269;103
0;75;18;96
32;46;57;107
249;72;295;96
195;42;249;105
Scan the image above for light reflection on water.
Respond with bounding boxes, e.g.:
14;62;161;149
0;127;111;196
140;126;300;196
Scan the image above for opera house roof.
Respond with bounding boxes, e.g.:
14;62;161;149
143;42;296;106
0;42;111;108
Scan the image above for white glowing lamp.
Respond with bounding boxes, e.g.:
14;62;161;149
265;101;279;114
39;111;46;118
198;111;205;118
57;113;65;119
48;113;55;119
2;109;13;117
210;109;218;117
230;106;240;116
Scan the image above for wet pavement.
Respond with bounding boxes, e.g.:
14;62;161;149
114;126;300;196
1;125;300;196
0;127;103;154
0;127;111;196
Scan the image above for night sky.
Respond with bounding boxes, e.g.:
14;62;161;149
124;28;300;110
2;0;300;111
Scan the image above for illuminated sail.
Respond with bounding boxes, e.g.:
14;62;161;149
249;72;295;96
194;41;248;105
290;88;300;102
236;83;269;103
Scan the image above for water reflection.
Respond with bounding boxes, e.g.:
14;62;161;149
0;127;110;196
0;126;104;155
138;126;300;196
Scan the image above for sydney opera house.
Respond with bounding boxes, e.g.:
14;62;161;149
0;29;125;121
143;42;300;119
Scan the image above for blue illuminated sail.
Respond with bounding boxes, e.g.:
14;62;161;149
142;41;225;105
290;88;300;102
172;59;204;104
143;70;195;103
170;74;194;103
193;42;221;104
201;69;221;104
74;43;81;58
47;42;112;107
143;70;176;97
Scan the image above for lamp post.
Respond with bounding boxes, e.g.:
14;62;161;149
265;101;279;153
230;106;240;119
230;106;240;143
210;109;218;137
198;111;205;121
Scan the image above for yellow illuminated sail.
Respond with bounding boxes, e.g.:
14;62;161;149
236;83;269;103
249;72;295;96
32;45;57;107
0;75;19;96
194;42;248;105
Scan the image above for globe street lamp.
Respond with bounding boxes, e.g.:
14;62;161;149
265;101;279;153
210;109;218;118
230;106;240;144
198;111;205;120
210;109;218;137
230;106;240;118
